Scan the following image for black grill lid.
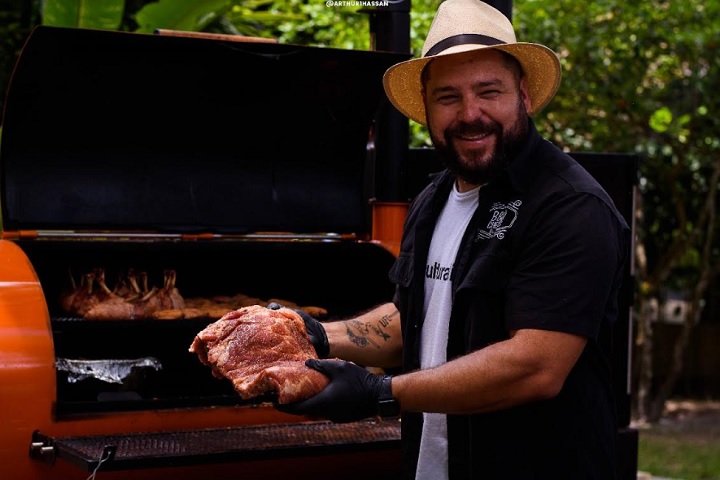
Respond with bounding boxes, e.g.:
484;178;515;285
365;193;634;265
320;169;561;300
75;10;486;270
0;26;409;234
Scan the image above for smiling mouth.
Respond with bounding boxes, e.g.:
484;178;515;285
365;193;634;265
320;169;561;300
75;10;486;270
457;132;492;141
454;130;495;148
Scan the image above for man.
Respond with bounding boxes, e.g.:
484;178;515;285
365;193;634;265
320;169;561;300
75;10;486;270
272;0;630;478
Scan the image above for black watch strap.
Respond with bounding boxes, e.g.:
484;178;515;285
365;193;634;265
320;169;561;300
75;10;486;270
377;375;400;417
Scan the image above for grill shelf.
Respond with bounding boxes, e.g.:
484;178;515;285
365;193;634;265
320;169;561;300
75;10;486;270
30;418;401;472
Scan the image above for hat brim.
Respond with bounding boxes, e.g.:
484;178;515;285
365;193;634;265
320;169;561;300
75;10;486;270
382;43;562;126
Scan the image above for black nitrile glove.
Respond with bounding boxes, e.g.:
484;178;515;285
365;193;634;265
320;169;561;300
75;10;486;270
266;302;329;358
276;359;394;423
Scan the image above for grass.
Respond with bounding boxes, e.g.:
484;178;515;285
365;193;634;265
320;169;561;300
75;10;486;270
636;400;720;480
639;432;720;479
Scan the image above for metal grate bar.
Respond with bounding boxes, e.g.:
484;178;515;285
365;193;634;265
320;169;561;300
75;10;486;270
43;418;401;472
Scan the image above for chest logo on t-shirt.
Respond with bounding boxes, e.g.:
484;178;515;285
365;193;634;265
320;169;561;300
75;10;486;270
476;200;522;240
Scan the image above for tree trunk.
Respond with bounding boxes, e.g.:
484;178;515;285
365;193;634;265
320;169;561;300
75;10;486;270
644;159;720;423
635;294;654;424
633;192;654;424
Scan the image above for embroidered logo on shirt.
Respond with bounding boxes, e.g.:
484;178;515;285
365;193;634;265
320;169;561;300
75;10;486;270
476;200;522;240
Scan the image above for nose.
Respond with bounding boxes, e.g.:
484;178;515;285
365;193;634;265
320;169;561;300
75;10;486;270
456;96;485;124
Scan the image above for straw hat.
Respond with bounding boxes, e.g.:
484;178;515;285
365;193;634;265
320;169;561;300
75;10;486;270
382;0;562;125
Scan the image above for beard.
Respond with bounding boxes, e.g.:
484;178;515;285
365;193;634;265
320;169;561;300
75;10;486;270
430;98;530;186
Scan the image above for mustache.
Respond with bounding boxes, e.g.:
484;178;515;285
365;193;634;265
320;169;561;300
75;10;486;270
446;119;501;138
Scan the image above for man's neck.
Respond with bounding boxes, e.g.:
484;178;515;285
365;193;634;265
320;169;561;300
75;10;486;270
455;177;484;193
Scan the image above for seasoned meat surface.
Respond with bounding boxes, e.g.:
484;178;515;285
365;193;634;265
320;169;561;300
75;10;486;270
189;305;328;404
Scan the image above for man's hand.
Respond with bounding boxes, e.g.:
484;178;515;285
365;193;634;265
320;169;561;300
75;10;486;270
266;302;329;358
276;359;393;423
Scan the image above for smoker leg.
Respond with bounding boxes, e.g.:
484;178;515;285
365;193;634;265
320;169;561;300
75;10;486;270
617;427;639;480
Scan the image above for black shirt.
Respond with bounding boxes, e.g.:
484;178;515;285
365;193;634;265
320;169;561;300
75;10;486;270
389;120;631;479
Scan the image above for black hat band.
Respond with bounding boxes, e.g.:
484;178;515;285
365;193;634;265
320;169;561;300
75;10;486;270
424;33;506;58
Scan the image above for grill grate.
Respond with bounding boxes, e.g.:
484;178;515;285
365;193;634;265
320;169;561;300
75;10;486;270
40;418;401;472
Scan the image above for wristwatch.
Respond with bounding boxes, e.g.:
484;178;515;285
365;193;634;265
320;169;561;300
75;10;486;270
377;375;400;417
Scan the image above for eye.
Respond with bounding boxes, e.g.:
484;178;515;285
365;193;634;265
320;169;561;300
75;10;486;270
435;93;459;104
480;89;501;98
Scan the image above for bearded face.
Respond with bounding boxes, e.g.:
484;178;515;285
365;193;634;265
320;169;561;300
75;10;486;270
429;95;529;186
422;49;532;188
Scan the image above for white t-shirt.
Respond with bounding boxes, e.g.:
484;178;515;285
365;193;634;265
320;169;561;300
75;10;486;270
415;182;481;480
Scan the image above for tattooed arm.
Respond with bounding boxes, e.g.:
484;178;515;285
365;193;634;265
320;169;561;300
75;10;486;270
323;302;402;369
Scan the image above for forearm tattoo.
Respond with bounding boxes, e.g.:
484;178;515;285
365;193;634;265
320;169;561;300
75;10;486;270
346;309;399;349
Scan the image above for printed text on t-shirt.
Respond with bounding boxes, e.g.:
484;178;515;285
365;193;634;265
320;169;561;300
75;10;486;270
425;261;453;281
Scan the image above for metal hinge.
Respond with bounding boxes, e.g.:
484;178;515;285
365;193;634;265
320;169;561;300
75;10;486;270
30;430;118;471
29;431;56;465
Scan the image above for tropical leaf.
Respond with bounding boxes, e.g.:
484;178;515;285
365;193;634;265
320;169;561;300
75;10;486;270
134;0;231;33
42;0;125;30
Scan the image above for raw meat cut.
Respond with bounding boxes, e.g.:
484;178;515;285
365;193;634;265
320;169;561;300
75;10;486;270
189;305;329;404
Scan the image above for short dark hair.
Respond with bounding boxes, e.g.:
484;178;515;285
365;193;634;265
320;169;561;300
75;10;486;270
500;50;524;81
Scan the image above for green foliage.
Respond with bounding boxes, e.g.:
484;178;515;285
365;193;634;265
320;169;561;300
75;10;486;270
649;107;673;134
515;0;720;291
34;0;300;37
42;0;125;29
406;2;438;147
220;1;304;38
259;1;369;50
134;0;230;33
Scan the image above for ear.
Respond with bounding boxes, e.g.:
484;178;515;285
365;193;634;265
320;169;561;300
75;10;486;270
519;77;532;113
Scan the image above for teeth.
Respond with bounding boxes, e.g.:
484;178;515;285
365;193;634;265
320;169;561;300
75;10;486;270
459;133;489;140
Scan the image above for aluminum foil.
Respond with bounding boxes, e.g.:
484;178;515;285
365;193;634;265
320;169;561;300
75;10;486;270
56;357;163;384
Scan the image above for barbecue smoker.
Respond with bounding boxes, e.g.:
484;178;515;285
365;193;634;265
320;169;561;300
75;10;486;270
0;25;410;480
